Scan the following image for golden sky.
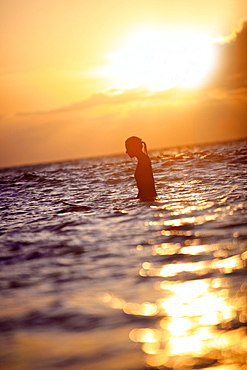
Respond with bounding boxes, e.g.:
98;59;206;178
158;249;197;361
0;0;247;167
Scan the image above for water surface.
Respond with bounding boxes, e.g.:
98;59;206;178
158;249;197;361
0;139;247;369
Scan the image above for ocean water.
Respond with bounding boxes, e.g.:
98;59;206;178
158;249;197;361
0;139;246;370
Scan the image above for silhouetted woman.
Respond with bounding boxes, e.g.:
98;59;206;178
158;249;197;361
125;136;157;200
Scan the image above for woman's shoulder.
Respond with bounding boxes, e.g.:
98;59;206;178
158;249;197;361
139;153;151;162
136;154;152;174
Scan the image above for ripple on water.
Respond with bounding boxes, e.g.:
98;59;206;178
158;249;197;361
0;139;246;369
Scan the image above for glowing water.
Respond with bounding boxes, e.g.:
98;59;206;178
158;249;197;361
0;139;246;369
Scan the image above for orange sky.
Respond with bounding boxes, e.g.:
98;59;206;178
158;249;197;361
0;0;247;167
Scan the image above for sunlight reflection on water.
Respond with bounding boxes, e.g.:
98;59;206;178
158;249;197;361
102;246;247;368
126;247;247;369
103;200;247;370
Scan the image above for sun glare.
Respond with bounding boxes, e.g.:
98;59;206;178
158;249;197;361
102;28;216;91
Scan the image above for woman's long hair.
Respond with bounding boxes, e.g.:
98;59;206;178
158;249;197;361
125;136;148;154
142;140;148;154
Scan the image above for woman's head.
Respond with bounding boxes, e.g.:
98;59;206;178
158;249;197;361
125;136;147;158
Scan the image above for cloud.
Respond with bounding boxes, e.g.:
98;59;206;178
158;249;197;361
212;18;247;90
15;85;209;121
16;88;152;116
2;84;246;168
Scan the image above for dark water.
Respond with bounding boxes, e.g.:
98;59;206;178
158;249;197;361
0;139;246;370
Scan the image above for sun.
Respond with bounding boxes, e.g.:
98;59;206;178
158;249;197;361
101;28;216;91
